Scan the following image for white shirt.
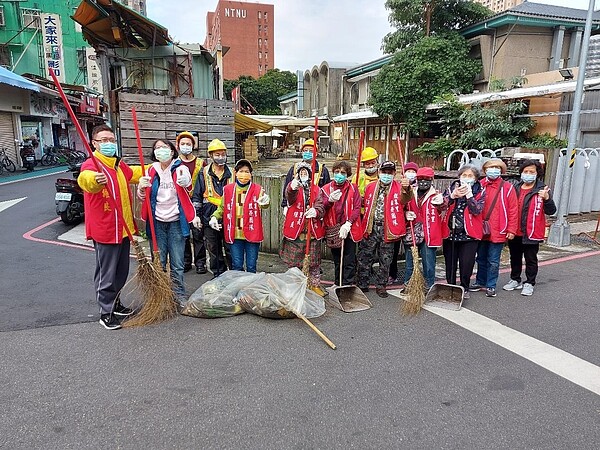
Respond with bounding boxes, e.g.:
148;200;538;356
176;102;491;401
153;162;179;222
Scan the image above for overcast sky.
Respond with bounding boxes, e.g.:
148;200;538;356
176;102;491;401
146;0;596;74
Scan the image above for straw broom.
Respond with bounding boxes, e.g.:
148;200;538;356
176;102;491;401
49;70;174;324
396;136;426;315
123;107;176;327
302;115;320;279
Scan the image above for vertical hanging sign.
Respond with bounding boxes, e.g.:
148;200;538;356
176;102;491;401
41;13;65;83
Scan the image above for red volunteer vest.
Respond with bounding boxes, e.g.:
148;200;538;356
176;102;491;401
523;191;546;241
361;181;406;242
283;185;325;240
407;188;444;247
442;194;484;240
141;164;196;223
222;182;264;244
322;181;362;242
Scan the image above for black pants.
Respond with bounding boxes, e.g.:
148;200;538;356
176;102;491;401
389;240;403;280
93;238;130;315
330;238;356;285
443;239;479;290
204;226;231;276
507;235;539;285
184;226;206;269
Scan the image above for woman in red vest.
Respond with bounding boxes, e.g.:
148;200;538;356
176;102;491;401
210;159;270;273
442;164;485;300
322;160;362;286
280;162;327;296
357;161;412;298
502;159;556;296
403;167;447;292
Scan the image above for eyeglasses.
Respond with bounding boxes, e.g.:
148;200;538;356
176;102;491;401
93;138;116;144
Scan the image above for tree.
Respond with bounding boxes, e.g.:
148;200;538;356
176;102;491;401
223;69;297;114
382;0;492;52
369;34;481;133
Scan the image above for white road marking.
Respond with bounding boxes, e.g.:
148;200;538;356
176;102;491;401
0;197;26;213
389;289;600;396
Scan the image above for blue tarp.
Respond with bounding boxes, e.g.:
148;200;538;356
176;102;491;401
0;67;40;92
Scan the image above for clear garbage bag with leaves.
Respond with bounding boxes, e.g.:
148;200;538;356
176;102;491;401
180;270;263;318
236;267;325;319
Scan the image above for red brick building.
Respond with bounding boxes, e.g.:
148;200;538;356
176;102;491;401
204;1;275;80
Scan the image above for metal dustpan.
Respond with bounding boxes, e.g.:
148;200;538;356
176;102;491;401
425;282;464;311
325;244;372;313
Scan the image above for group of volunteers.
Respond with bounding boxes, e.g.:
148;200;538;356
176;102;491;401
78;125;556;331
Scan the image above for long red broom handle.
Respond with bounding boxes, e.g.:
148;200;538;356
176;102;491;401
303;115;319;256
396;136;418;248
354;130;365;187
49;69;134;242
131;107;159;252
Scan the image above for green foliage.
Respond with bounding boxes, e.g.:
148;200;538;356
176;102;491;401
223;69;297;115
413;137;456;158
489;75;528;92
369;34;481;133
382;0;492;52
521;133;567;149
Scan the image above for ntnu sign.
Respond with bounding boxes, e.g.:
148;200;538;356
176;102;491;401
224;8;246;18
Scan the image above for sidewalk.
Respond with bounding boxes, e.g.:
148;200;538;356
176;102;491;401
0;165;68;185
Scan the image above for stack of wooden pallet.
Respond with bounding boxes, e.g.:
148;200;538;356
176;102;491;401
243;136;259;162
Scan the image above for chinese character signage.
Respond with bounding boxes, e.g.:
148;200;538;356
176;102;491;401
85;47;104;93
41;13;65;83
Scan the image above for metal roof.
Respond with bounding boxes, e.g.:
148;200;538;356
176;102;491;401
0;67;40;92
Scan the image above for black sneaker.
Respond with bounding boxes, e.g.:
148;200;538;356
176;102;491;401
485;288;497;297
99;313;122;330
469;284;484;292
113;302;134;317
196;265;207;274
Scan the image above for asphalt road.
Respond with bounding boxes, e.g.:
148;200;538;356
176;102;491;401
1;173;600;449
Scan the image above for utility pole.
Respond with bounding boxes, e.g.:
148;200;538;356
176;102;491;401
548;0;596;247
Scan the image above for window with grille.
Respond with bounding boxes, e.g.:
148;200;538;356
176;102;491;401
22;8;41;29
0;6;5;27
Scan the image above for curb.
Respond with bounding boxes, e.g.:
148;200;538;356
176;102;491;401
0;166;69;185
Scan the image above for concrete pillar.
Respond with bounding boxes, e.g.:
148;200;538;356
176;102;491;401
568;27;583;67
550;26;566;70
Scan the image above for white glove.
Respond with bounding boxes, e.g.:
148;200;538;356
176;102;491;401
175;167;191;187
138;175;151;189
283;206;289;217
290;178;301;191
405;211;417;221
257;192;270;206
209;216;222;231
339;221;352;239
304;207;317;219
192;216;202;229
328;189;342;202
431;193;444;205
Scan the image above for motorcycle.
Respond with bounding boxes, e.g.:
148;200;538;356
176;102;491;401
55;162;84;225
20;143;36;172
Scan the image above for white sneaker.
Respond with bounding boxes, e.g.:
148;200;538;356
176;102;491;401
521;283;534;296
502;279;523;291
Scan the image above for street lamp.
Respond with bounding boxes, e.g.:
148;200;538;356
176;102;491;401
559;68;574;80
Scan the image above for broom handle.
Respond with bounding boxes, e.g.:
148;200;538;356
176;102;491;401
354;130;365;187
297;313;336;350
131;107;159;252
49;69;134;242
303;115;319;256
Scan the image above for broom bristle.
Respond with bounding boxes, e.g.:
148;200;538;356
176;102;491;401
302;253;310;278
123;245;177;327
401;246;426;316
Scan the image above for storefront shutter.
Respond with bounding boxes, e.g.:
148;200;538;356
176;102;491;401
0;112;18;163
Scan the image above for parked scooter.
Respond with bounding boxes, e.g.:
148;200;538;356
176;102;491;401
55;162;84;225
20;142;36;172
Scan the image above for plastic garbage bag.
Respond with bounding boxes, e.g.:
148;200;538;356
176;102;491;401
180;270;263;318
237;268;326;319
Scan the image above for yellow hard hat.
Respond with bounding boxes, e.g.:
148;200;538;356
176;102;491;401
176;131;196;148
207;138;227;153
301;139;315;149
362;146;378;162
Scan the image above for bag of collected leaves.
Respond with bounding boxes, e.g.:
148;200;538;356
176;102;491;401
180;270;263;318
236;267;326;319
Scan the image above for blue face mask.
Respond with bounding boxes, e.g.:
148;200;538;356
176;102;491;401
460;177;475;187
302;151;313;161
98;142;117;157
379;173;393;185
486;168;501;180
521;173;537;184
333;173;347;184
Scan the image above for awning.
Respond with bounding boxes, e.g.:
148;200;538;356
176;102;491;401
332;109;379;122
72;0;171;48
234;112;272;132
263;116;327;127
0;67;40;92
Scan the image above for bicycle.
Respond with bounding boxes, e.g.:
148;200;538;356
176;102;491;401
0;148;16;173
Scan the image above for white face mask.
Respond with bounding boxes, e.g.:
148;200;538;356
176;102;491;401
300;174;309;183
179;144;193;155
